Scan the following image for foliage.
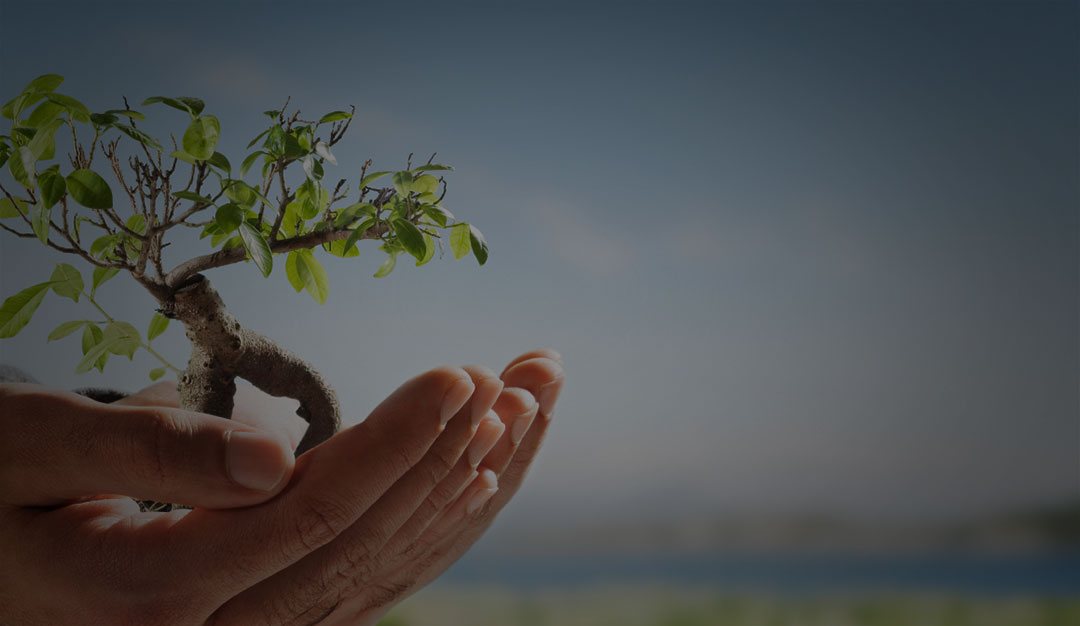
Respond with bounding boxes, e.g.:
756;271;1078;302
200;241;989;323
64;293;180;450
0;74;488;379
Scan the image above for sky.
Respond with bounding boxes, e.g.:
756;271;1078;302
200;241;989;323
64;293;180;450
0;0;1076;531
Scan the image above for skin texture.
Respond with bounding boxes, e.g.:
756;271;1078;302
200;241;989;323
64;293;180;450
0;350;563;625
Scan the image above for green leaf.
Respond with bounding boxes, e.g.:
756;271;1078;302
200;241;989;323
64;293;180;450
416;232;435;267
341;218;374;257
284;133;307;159
240;150;265;176
373;250;398;278
238;221;272;277
393;219;427;261
66;169;113;209
126;214;146;235
224;179;257;208
0;282;51;338
392;171;414;196
90;233;122;259
469;225;489;265
147;312;170;341
25;74;65;94
31;203;50;243
44;93;90;122
412;163;454;173
214;203;244;232
359;170;391;188
176;97;205;116
293;249;329;304
295;180;326;218
207;151;231;173
25;100;64;128
412;174;439;195
0;197;27;219
173;190;212;204
332;203;373;229
77;335;120;373
9;146;35;188
142;96;194;116
38;168;66;208
103;109;145;121
325;236;360;258
113;124;163;151
149;367;166;381
182;115;221;160
49;263;83;301
81;323;101;353
48;320;88;341
103;321;140;359
27;119;62;160
285;251;304;292
318;110;353;124
449;223;471;259
422;203;454;227
170;150;198;166
247;128;271;149
91;267;119;294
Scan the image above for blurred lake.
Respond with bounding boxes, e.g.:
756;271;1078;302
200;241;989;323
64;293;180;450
439;550;1080;596
383;551;1080;626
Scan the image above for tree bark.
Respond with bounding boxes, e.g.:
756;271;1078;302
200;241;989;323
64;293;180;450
160;274;340;455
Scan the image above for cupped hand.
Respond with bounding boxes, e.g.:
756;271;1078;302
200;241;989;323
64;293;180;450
0;350;562;625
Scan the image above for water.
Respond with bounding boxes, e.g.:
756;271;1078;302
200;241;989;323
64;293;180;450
441;550;1080;596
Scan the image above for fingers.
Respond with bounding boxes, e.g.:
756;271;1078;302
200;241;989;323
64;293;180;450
335;353;565;613
211;366;500;624
0;384;293;508
390;355;564;597
172;366;474;598
378;411;504;562
501;348;563;375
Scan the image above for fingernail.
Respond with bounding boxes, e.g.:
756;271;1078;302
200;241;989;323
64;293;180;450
226;431;289;492
510;408;535;445
467;413;504;467
466;487;498;515
538;378;563;418
441;378;474;426
472;376;504;426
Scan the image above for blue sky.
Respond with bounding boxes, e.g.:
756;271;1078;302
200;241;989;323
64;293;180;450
1;1;1076;529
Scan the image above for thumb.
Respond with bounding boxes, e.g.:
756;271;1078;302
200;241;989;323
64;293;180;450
0;384;293;508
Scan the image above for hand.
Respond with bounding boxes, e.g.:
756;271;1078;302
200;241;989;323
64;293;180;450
0;351;562;625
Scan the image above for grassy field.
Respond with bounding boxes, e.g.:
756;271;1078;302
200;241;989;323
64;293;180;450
379;585;1080;626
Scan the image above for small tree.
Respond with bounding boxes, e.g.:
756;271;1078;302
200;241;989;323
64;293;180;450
0;74;489;456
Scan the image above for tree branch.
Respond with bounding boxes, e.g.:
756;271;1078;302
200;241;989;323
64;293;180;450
164;224;383;288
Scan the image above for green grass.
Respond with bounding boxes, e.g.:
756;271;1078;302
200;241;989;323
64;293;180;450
379;586;1080;626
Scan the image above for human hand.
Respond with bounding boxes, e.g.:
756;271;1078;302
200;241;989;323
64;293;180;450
0;350;561;625
0;364;498;624
288;350;565;626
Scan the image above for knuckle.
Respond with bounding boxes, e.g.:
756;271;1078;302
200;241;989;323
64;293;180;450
383;442;422;478
430;445;459;476
291;494;353;555
362;580;412;611
119;408;175;490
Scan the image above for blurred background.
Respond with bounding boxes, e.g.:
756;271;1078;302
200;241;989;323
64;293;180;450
1;1;1077;624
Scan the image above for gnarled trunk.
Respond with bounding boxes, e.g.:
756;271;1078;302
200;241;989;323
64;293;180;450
159;274;340;456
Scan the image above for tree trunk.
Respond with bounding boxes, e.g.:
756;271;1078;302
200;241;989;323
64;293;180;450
160;274;340;456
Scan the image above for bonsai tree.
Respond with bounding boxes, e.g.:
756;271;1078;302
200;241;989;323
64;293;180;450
0;73;489;459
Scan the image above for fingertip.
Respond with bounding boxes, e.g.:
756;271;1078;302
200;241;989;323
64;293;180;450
463;365;504;426
502;348;563;375
225;429;294;495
